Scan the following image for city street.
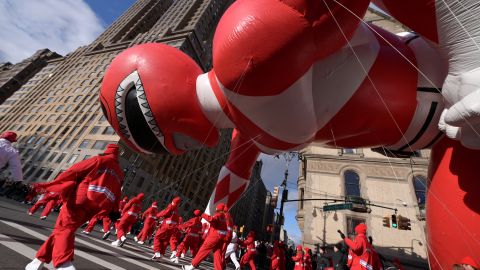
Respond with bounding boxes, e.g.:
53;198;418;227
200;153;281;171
0;197;225;270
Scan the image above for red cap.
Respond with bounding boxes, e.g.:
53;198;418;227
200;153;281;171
104;144;119;155
193;209;202;216
136;193;144;200
460;256;479;269
152;201;158;207
296;245;303;251
1;131;17;142
123;196;129;201
305;247;310;252
223;205;229;212
172;196;181;205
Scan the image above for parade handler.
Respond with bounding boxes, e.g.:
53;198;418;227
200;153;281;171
25;144;123;270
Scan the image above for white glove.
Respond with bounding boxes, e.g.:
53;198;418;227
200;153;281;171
438;68;480;149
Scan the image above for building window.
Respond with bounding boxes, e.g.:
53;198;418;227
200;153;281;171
346;216;366;239
413;175;427;218
342;148;357;154
102;126;116;135
299;188;304;210
83;155;91;160
47;152;57;162
56;153;67;163
89;126;100;134
344;170;361;197
136;176;145;188
34;167;46;178
93;140;111;150
67;154;79;164
79;140;90;148
43;169;54;180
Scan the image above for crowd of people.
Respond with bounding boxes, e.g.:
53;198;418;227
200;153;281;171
0;130;478;270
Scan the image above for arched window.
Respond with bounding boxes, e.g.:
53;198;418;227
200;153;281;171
413;175;427;206
344;170;360;197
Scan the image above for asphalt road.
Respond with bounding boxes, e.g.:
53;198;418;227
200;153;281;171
0;197;225;270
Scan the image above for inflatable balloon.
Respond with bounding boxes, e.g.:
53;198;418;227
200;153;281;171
100;0;480;268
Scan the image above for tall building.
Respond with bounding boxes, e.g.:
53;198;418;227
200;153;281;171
0;0;235;213
296;9;429;269
230;160;268;237
0;49;61;105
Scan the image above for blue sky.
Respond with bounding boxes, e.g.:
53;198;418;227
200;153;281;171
0;0;301;243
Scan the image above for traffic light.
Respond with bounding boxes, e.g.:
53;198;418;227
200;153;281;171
382;216;390;227
391;214;398;228
398;215;412;230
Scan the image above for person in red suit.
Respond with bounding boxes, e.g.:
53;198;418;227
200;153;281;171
28;191;60;219
112;192;144;247
221;204;235;268
270;241;285;270
25;144;123;270
239;231;257;270
135;201;159;244
152;196;182;261
340;223;379;270
171;209;203;263
292;245;304;270
169;216;183;259
82;209;110;235
183;203;228;270
304;247;313;270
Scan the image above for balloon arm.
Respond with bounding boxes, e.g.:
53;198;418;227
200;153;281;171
204;130;261;216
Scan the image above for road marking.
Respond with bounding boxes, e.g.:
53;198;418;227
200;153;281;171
0;233;54;270
76;233;180;270
0;220;127;270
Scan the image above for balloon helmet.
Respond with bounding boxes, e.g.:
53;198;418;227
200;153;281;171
100;43;219;155
1;131;17;142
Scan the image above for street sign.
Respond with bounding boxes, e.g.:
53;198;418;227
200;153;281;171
323;203;353;212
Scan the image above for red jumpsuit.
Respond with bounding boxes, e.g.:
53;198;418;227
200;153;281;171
240;232;257;270
169;217;183;251
221;210;234;268
32;147;123;267
304;251;312;270
270;242;285;270
29;192;60;217
176;216;202;257
292;248;304;270
191;211;228;270
136;203;158;242
84;209;110;233
153;202;180;255
116;194;143;240
344;224;379;270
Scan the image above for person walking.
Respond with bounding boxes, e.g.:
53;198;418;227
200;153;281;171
152;196;182;261
82;209;110;235
28;191;60;219
25;144;123;270
112;193;144;247
171;209;203;263
135;201;159;244
225;226;241;270
292;245;304;270
304;247;313;270
339;224;379;270
331;243;348;270
0;131;24;198
270;241;286;270
183;203;228;270
240;231;257;270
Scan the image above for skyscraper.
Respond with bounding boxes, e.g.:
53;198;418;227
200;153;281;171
0;0;235;213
